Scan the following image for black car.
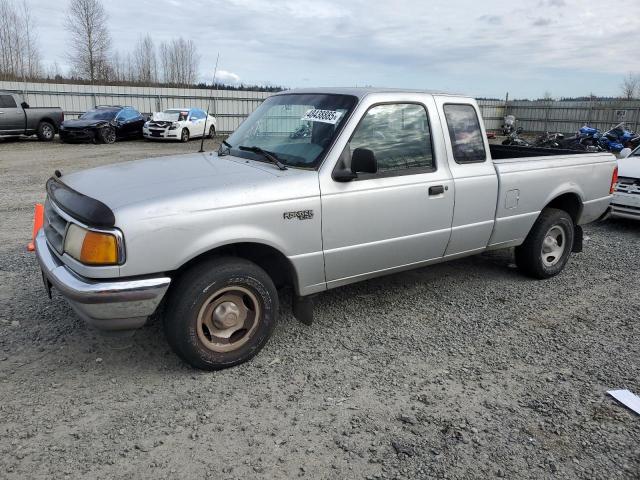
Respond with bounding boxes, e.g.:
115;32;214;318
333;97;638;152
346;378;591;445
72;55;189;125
59;106;145;144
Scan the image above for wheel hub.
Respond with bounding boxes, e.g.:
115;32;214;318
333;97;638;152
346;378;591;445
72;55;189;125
196;287;260;352
541;225;566;267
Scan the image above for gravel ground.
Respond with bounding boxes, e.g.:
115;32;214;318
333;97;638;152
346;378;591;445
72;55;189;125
0;137;639;480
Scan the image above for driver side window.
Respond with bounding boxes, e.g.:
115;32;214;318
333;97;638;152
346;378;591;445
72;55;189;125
349;103;434;174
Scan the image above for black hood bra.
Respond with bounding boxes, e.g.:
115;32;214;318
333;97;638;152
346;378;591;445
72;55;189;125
46;176;116;227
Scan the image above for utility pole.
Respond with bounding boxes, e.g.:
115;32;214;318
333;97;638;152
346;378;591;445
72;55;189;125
199;53;220;153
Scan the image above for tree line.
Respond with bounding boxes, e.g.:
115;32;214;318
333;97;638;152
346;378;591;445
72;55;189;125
0;0;280;91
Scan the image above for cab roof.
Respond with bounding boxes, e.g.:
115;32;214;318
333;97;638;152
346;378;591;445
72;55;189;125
276;87;468;99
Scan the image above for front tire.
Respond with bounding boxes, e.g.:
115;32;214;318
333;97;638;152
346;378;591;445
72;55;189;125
515;208;574;279
164;257;279;370
98;126;116;144
207;125;216;139
180;128;190;142
36;121;55;141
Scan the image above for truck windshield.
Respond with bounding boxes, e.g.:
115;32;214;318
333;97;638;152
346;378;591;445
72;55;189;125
224;93;357;168
81;109;118;120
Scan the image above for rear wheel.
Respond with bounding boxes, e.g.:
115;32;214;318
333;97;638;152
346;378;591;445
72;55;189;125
36;121;55;141
164;257;278;370
515;208;574;279
181;128;190;142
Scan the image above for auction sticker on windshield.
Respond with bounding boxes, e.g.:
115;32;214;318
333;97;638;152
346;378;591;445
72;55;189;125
301;109;343;125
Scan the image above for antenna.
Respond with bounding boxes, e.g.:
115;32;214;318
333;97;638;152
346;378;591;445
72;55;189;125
199;53;220;153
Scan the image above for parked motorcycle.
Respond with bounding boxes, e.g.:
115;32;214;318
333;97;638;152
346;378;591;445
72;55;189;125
502;115;516;135
501;126;530;146
533;131;565;148
563;122;640;153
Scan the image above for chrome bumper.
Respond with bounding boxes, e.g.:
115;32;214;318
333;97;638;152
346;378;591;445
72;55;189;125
35;229;171;330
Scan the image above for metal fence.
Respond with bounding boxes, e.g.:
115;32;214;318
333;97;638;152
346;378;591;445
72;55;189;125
2;81;639;135
478;99;640;135
0;80;271;133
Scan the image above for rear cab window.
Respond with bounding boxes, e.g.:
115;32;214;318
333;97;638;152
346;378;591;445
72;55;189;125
443;104;486;163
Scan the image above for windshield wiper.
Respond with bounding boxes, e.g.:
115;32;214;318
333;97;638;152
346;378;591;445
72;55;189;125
238;145;287;170
218;140;232;156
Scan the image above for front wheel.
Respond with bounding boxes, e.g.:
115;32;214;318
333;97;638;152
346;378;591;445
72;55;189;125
164;257;279;370
515;208;574;279
207;125;216;139
180;128;190;142
98;126;116;144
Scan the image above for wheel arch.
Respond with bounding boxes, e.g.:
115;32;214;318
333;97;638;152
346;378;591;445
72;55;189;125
542;191;583;224
172;241;300;295
38;117;59;132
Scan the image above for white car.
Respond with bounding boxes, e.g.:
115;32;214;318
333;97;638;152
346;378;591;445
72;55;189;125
612;147;640;220
143;108;216;142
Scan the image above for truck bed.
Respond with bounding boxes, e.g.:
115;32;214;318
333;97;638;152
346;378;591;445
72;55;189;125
489;144;586;160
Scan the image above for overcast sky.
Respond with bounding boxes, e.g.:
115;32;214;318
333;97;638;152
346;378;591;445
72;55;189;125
30;0;639;98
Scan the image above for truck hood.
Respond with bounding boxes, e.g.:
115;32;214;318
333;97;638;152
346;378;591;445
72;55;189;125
618;155;640;179
59;152;318;219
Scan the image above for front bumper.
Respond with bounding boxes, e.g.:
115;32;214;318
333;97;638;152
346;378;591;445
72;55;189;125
35;229;171;330
610;192;640;221
59;128;96;142
143;127;179;140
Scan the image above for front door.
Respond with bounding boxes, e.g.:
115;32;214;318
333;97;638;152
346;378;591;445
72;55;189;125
319;100;454;288
0;94;24;134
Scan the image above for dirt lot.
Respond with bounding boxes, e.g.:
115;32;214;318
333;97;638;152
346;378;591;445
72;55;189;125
0;137;639;479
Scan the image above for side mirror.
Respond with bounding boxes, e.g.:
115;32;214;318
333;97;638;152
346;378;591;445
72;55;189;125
351;148;377;174
21;101;29;109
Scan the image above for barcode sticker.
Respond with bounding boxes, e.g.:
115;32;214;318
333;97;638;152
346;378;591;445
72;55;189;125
301;109;343;125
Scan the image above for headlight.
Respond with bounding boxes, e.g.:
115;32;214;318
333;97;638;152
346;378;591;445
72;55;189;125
64;224;119;265
168;122;178;130
144;121;149;127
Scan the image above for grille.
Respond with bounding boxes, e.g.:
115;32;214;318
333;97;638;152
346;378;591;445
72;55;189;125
615;177;640;195
43;199;68;254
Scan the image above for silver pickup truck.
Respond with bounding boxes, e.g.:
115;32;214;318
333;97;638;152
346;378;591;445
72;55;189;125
0;91;63;141
35;88;617;370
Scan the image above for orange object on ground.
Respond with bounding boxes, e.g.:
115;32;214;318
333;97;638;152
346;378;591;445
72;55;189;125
27;203;44;252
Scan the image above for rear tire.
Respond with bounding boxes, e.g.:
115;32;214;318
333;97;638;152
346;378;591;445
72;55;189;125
515;208;574;279
36;121;55;141
164;257;279;370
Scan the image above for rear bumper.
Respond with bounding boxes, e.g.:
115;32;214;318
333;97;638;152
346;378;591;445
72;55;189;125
35;229;171;330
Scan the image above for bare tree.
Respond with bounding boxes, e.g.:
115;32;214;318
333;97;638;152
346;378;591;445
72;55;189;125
159;37;200;86
132;35;157;84
21;1;41;78
65;0;111;82
620;72;639;99
0;0;42;80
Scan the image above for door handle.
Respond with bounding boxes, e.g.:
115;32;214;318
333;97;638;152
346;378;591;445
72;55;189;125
428;185;445;196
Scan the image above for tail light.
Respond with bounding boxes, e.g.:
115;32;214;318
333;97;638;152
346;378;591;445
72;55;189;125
610;165;618;194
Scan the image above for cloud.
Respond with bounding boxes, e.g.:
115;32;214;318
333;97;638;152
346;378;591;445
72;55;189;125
27;0;640;98
532;17;553;26
478;15;502;25
215;70;241;85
